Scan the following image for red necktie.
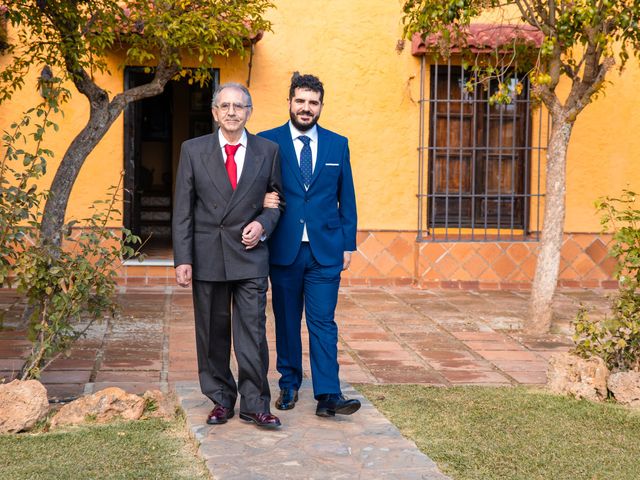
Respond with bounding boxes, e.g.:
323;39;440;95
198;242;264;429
224;143;241;190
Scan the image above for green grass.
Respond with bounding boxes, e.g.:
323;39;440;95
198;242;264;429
0;417;209;480
357;385;640;480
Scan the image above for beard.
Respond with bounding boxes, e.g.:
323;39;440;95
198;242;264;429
289;109;320;132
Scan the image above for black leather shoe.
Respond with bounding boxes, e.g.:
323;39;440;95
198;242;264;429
206;403;234;425
316;394;361;417
239;411;282;428
275;389;298;410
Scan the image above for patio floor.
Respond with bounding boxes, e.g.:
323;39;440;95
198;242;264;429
0;286;611;479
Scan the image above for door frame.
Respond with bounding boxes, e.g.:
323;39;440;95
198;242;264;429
123;67;219;237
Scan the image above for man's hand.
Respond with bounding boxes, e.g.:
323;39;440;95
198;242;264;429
175;264;192;288
242;221;265;249
263;191;280;208
343;251;352;270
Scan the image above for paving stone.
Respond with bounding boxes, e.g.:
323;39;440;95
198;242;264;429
46;358;96;370
417;350;477;362
167;371;198;382
463;339;526;351
341;332;395;341
489;360;549;372
369;367;446;384
503;370;548;384
100;359;163;370
475;350;544;361
355;350;420;363
0;358;25;371
425;359;496;372
39;370;92;384
95;371;161;382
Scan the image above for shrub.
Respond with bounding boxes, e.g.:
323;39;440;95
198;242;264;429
573;190;640;372
15;184;142;379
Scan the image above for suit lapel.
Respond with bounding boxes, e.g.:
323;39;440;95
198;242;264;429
277;124;306;190
201;132;233;201
309;125;329;189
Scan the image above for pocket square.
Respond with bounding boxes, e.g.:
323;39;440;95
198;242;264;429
326;163;339;167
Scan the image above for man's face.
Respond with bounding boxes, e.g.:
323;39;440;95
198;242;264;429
288;88;323;132
212;87;252;140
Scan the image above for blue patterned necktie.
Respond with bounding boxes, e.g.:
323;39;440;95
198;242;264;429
299;135;312;188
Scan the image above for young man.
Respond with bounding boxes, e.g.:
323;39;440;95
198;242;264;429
173;82;283;428
259;72;360;417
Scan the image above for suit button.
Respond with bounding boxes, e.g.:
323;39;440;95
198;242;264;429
299;219;304;224
213;204;218;209
220;224;224;230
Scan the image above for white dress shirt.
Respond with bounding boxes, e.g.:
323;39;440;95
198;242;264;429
218;128;248;180
288;122;319;242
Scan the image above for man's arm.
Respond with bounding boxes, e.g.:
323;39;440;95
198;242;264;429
172;143;195;280
338;140;357;253
252;146;284;238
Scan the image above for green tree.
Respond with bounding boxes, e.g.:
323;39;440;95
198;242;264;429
1;0;273;248
402;0;640;333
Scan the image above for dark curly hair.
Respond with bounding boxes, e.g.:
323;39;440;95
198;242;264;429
289;72;324;103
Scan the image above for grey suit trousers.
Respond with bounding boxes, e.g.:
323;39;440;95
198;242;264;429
193;277;271;413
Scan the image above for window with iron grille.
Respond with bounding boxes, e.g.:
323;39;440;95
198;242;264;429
417;61;546;242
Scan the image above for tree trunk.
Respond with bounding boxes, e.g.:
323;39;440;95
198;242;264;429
526;113;574;334
39;105;116;247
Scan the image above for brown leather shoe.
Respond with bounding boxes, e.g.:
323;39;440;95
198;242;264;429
206;404;234;425
239;411;282;428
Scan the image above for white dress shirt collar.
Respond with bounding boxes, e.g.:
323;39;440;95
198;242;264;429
288;121;318;144
218;128;248;149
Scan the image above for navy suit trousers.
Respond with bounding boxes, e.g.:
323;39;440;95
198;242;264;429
270;244;342;398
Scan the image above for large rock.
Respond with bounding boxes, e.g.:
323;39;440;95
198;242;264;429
0;379;49;433
50;387;145;429
608;371;640;408
547;352;609;401
142;389;176;419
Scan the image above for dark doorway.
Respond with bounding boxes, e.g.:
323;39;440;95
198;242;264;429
124;68;219;259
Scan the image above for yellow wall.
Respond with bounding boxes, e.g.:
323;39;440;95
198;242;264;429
243;0;421;231
2;1;640;233
0;44;125;225
564;64;640;231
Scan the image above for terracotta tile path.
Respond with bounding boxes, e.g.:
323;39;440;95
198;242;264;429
0;286;610;479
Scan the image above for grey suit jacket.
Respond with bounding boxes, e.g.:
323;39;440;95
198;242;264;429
172;130;283;281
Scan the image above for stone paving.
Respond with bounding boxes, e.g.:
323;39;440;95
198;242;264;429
176;380;447;479
0;286;611;479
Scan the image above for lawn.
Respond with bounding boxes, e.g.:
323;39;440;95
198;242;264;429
357;385;640;480
0;417;209;480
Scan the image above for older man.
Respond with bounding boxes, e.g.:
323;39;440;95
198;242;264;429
173;82;283;428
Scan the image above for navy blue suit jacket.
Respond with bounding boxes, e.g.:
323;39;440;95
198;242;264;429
258;123;357;267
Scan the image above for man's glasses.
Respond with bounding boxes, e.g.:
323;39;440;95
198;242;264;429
215;103;252;113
